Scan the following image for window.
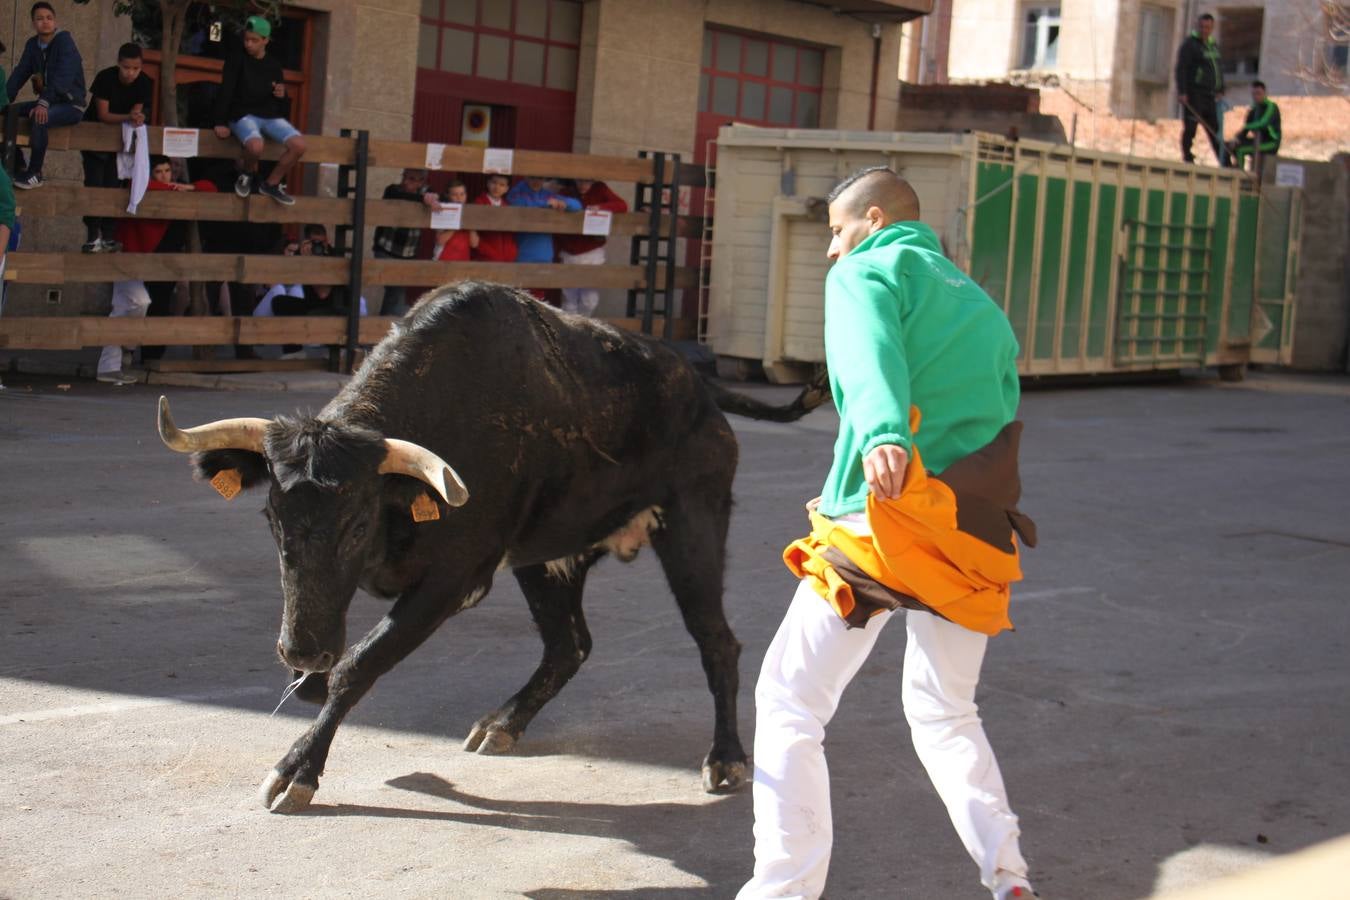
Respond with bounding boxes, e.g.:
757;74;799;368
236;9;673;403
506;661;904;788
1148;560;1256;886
1020;5;1061;69
1325;4;1348;76
1219;7;1263;77
417;0;581;89
1136;5;1174;82
697;28;824;128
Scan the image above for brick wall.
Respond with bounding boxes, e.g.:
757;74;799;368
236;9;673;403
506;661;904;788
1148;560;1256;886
1038;88;1350;163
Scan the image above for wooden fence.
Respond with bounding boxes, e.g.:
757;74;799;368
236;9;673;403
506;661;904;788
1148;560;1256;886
0;118;698;371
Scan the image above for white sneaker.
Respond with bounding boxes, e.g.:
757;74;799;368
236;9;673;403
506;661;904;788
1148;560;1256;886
96;370;139;386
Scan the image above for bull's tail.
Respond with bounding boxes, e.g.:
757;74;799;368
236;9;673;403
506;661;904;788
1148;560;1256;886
703;367;830;423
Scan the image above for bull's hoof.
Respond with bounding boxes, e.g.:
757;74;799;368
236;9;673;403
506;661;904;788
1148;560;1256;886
702;758;749;794
259;768;317;813
463;720;518;755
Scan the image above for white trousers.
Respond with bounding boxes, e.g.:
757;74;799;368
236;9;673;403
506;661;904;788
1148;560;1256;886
559;246;606;316
738;559;1028;898
98;280;152;374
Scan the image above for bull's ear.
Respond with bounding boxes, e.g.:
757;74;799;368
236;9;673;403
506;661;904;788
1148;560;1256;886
382;475;444;523
192;449;270;500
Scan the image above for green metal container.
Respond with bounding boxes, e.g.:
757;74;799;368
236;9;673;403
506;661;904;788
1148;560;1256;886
705;127;1299;380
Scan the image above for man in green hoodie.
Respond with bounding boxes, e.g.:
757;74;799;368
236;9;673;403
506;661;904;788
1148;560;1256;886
737;168;1036;900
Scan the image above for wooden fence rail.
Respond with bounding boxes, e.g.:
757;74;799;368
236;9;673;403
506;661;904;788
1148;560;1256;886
15;184;703;234
2;121;698;365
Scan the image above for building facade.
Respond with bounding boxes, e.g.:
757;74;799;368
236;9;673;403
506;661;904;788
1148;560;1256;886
901;0;1348;160
1;0;929;315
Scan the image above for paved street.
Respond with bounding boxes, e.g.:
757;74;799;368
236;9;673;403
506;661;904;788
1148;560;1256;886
2;370;1348;899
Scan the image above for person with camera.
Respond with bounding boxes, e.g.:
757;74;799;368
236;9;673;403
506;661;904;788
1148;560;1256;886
256;225;367;357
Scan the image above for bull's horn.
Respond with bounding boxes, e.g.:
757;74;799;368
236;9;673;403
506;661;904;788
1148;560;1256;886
379;438;469;507
157;396;270;454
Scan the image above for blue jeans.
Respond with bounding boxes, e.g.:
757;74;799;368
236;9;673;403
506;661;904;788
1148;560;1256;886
230;115;301;146
13;101;83;175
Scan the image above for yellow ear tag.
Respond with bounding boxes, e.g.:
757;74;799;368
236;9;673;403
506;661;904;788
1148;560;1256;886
410;492;441;523
210;468;243;501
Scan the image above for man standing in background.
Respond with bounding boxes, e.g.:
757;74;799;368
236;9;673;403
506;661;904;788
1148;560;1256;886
1176;12;1228;167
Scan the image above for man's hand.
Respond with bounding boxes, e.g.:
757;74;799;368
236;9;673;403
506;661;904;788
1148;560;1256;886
863;444;908;501
272;81;286;99
546;197;568;211
422;192;440;207
130;110;145;127
213;125;231;139
31;105;48;125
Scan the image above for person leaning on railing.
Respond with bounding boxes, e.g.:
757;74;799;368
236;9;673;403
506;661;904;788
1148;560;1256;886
557;177;628;317
373;166;439;315
433;180;475;262
106;155;220;372
80;42;154;254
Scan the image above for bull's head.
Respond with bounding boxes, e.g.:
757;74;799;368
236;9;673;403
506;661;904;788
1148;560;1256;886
156;397;468;674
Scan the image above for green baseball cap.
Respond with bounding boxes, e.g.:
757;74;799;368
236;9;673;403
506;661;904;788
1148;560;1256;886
244;15;271;38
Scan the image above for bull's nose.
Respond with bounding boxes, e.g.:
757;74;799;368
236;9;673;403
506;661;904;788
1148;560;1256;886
276;639;336;673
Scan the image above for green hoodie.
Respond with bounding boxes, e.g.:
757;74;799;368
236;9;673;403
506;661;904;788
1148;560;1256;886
818;221;1020;517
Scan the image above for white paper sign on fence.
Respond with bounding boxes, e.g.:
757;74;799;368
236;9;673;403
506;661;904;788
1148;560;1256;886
1274;163;1305;189
162;127;199;159
482;148;514;174
582;209;613;236
425;143;446;170
430;204;463;230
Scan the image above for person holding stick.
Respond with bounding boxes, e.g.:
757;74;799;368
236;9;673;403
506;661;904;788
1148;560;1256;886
1175;13;1229;167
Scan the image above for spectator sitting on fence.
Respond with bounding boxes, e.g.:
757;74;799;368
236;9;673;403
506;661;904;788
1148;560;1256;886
6;2;86;190
97;155;218;383
80;42;154;253
212;15;305;206
470;173;517;263
1225;81;1281;172
255;225;367;357
373;167;439;315
557;177;628;316
434;179;475;262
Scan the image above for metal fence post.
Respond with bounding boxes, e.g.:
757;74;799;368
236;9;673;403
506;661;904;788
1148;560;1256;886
641;152;665;336
343;129;370;374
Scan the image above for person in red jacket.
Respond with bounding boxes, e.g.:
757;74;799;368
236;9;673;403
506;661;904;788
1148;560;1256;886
103;155;219;375
557;178;627;316
469;172;516;263
434;180;475;262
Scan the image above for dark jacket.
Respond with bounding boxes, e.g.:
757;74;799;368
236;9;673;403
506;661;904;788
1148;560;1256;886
1240;99;1281;148
213;50;286;124
7;30;86;108
1175;32;1224;96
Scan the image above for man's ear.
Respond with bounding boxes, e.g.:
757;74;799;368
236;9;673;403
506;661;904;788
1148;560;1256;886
866;205;886;232
191;449;269;500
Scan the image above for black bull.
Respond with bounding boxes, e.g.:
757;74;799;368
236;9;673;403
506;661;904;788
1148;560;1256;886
157;282;826;813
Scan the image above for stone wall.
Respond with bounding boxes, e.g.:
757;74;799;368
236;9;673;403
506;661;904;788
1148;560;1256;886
1283;154;1350;371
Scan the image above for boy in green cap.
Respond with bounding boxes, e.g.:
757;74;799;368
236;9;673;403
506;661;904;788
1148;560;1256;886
212;15;306;205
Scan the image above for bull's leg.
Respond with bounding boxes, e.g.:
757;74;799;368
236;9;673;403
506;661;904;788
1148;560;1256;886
650;494;749;793
463;556;597;755
260;575;489;813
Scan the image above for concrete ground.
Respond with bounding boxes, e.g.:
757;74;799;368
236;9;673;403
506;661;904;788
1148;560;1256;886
1;369;1348;899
